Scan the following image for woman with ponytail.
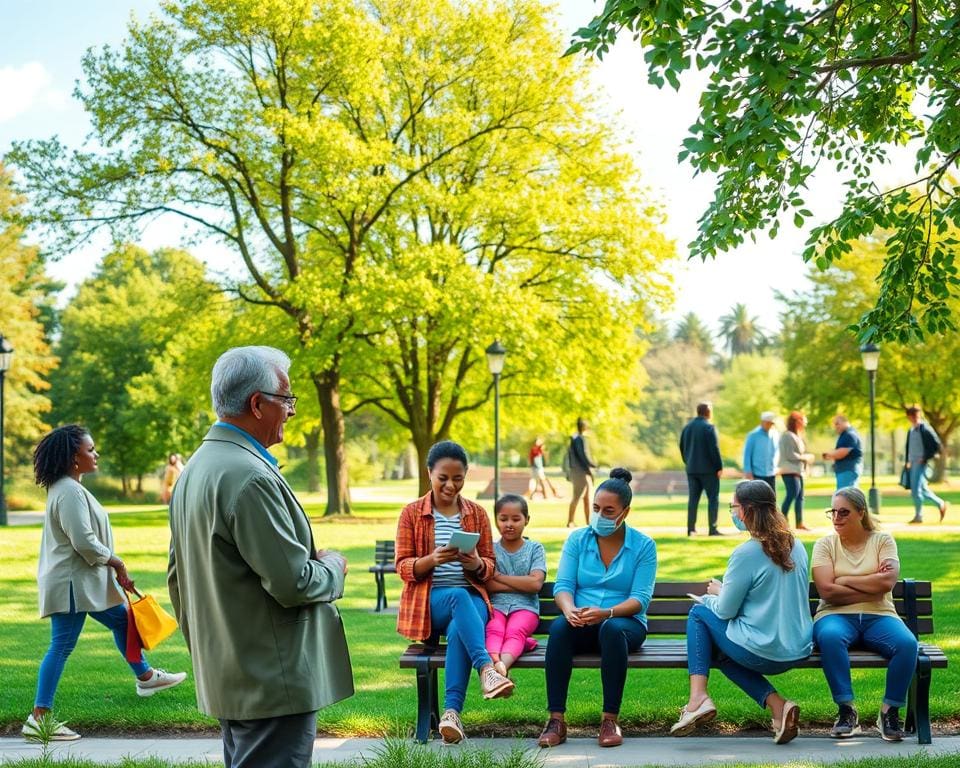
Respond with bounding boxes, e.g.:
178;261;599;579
670;479;812;744
538;468;657;749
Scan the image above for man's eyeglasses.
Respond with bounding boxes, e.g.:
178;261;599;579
825;508;855;519
260;391;298;408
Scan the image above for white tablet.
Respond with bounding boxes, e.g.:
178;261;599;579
447;530;480;553
686;593;705;604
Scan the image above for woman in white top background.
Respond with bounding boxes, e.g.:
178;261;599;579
24;425;186;742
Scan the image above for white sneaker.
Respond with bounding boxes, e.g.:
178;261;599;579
22;713;81;742
136;668;188;697
670;697;717;736
438;709;465;744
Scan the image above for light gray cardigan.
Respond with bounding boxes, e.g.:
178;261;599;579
778;431;809;476
37;476;123;617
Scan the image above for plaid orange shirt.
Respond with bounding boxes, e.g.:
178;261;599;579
395;492;495;642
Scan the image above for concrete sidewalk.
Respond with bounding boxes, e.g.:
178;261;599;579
2;735;959;766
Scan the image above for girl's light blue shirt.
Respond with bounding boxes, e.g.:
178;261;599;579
554;525;658;626
702;537;813;661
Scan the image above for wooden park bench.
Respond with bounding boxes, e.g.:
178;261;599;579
368;540;396;612
630;471;688;498
477;470;534;499
399;579;946;744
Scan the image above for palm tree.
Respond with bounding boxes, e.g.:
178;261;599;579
674;312;714;355
718;303;765;356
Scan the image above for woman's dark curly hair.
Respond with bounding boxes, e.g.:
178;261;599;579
34;425;90;489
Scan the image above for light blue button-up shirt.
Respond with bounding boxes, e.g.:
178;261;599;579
701;537;813;661
742;425;778;477
212;421;279;466
554;525;657;626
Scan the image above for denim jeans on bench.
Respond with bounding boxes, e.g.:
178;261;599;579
813;612;919;708
687;603;798;708
430;587;492;713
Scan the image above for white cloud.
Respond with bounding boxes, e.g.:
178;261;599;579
0;61;67;123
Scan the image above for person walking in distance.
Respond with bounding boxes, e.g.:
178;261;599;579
742;412;778;492
168;346;352;768
565;418;598;528
903;405;948;524
822;415;864;490
680;403;723;536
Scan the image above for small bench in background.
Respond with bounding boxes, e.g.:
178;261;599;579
368;540;396;612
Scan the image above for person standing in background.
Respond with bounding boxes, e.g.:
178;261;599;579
903;405;948;524
680;403;723;536
566;418;598;528
778;411;815;531
527;437;559;500
160;453;184;504
742;412;778;492
822;415;863;490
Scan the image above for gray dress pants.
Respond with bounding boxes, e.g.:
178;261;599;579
220;710;318;768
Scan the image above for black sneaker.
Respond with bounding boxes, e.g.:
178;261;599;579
877;707;905;742
830;704;861;738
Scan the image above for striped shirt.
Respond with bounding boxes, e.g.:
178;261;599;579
431;510;469;587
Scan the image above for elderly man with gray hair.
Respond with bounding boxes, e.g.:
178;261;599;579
742;411;779;492
168;346;352;768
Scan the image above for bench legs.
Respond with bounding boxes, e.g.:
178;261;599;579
906;652;933;744
414;657;439;743
374;571;387;612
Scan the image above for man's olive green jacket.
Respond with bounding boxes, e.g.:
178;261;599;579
168;425;353;719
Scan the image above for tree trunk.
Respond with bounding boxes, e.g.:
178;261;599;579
313;371;351;515
402;444;416;480
121;475;129;496
136;474;143;493
413;432;433;496
305;427;322;493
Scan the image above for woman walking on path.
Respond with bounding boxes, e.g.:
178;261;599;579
811;487;919;742
778;411;815;531
394;440;514;745
24;425;186;742
538;468;657;749
670;480;812;744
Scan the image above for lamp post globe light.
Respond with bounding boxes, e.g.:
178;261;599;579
860;342;880;516
485;340;507;501
0;334;14;526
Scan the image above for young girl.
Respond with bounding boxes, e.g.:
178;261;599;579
485;494;547;675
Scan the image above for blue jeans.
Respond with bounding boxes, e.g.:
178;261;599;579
835;470;860;489
781;474;804;526
430;587;492;712
813;613;919;708
686;604;798;708
909;463;944;520
35;589;149;709
544;615;647;715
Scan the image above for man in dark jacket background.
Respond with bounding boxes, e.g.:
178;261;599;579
905;405;948;524
566;417;598;528
679;402;723;536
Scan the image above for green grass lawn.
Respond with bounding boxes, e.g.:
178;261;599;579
2;477;958;740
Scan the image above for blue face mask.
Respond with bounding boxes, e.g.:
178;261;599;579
731;512;748;532
590;510;623;537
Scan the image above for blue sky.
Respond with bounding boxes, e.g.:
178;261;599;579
0;0;827;335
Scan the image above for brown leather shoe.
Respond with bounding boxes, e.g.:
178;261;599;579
537;717;567;748
598;717;622;747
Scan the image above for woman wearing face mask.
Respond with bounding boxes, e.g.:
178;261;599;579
670;480;812;744
538;468;657;749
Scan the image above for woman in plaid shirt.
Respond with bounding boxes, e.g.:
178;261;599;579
395;441;514;744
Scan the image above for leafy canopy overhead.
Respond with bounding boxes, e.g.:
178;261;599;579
569;1;960;342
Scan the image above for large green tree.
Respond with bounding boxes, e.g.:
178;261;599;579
51;246;219;494
569;1;960;341
780;242;960;479
673;312;714;356
7;0;673;507
0;165;58;478
713;353;785;464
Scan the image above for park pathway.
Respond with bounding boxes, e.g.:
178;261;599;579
2;735;960;766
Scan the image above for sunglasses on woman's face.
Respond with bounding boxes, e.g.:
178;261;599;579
825;507;856;519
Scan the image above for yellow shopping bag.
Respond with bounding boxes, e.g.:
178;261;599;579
128;589;179;650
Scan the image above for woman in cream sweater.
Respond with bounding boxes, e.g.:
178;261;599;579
24;425;186;742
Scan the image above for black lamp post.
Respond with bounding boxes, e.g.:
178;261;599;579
485;340;507;501
0;335;14;526
860;342;881;516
